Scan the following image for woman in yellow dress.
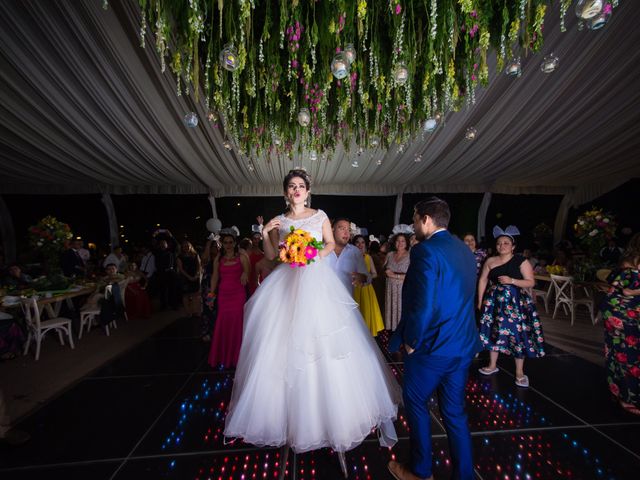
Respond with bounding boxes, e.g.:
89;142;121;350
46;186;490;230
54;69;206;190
352;235;385;336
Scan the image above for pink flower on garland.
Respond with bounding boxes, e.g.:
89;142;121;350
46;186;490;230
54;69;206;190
395;4;402;15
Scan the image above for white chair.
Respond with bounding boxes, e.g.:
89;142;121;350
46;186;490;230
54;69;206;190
78;301;103;338
79;278;130;338
550;274;596;326
22;297;74;361
532;280;553;314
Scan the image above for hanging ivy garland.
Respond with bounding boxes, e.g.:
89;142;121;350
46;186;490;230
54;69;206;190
135;0;618;158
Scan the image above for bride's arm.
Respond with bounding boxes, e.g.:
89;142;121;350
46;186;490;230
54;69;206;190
318;218;335;259
262;216;282;260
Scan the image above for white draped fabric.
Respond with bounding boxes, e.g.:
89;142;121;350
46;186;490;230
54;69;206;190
0;1;639;202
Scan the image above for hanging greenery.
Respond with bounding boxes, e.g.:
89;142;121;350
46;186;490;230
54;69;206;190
136;0;616;158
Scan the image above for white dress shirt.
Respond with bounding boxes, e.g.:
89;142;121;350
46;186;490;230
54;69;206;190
140;252;156;278
326;243;369;295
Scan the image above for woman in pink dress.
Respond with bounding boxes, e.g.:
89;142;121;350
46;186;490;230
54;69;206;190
246;229;264;297
208;231;250;368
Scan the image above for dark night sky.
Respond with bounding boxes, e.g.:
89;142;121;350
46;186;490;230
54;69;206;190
3;178;638;260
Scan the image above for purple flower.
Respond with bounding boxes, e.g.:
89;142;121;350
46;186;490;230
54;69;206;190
395;4;402;15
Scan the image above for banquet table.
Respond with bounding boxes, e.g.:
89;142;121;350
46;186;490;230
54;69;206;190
1;285;96;318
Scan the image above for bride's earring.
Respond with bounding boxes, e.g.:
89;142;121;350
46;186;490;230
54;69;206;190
305;194;311;207
284;197;290;207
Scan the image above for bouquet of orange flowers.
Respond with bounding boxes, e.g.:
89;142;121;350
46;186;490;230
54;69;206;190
279;226;324;268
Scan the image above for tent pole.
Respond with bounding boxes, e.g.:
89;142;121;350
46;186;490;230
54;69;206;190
101;193;119;250
208;193;219;219
477;192;492;244
553;193;574;246
0;196;16;263
393;193;403;226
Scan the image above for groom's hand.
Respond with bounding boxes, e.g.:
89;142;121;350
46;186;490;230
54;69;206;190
404;344;415;355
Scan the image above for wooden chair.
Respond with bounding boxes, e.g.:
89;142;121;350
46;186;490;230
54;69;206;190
22;297;74;360
550;274;596;325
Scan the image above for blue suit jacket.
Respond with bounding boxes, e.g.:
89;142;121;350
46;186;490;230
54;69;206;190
389;230;482;358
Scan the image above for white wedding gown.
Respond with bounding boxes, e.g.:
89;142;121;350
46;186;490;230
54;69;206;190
224;209;401;453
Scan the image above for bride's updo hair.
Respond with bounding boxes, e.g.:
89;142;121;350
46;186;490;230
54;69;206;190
283;168;311;192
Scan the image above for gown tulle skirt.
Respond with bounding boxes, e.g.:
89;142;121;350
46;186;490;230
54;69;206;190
224;259;401;453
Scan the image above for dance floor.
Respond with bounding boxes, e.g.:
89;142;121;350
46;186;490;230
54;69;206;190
1;317;639;479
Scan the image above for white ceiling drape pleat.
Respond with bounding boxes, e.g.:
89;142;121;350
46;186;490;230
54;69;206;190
0;0;638;204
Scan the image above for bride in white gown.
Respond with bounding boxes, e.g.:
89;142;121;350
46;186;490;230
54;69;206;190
224;169;401;453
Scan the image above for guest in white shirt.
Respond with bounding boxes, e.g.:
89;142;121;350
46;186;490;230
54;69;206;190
139;247;156;279
325;218;368;295
103;246;128;273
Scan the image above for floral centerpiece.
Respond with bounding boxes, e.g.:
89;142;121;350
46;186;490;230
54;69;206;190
28;215;74;274
573;207;617;256
546;265;568;276
279;226;323;268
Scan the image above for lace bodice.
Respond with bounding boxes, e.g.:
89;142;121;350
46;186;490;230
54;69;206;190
278;209;328;242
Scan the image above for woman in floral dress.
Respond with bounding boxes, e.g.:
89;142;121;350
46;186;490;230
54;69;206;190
602;239;640;414
384;234;410;331
478;228;545;388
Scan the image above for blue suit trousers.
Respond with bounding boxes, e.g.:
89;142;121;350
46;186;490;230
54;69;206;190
403;353;474;480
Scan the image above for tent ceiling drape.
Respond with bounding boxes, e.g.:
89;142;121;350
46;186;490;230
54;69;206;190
1;1;639;203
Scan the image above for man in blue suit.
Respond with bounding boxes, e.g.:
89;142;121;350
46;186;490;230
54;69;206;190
388;197;481;480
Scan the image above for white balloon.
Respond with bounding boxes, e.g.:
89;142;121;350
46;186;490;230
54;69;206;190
206;218;222;233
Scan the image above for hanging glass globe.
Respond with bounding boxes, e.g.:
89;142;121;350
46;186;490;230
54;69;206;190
219;43;239;71
207;111;218;122
376;159;383;166
247;162;255;172
393;62;410;86
223;139;233;150
575;0;604;21
183;112;198;128
357;147;364;156
414;153;422;163
310;150;318;161
540;54;560;74
465;127;478;141
423;118;438;133
344;43;356;65
273;134;281;146
297;108;311;127
331;52;350;79
370;137;379;147
351;160;359;168
505;58;522;77
587;6;612;30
